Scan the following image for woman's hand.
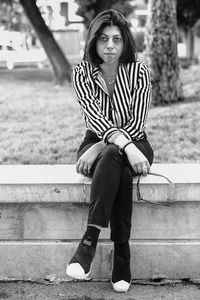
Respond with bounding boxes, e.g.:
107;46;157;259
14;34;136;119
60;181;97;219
76;141;105;177
124;143;150;176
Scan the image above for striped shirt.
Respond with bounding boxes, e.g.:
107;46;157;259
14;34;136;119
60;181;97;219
72;60;152;142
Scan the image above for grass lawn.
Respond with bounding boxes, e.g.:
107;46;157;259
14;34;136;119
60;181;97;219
0;64;200;164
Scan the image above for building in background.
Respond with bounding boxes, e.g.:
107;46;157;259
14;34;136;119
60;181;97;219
38;0;84;64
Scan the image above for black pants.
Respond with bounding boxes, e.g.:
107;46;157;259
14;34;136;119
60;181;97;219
77;130;154;243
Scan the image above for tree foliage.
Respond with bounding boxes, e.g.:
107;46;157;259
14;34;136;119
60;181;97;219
75;0;134;28
145;0;200;30
0;0;30;31
177;0;200;30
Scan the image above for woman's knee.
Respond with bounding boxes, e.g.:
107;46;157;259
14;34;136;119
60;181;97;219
100;144;122;162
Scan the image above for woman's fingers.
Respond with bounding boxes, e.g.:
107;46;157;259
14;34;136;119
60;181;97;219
143;166;148;176
76;160;85;174
76;160;80;173
142;161;150;176
83;165;91;175
132;161;150;176
76;159;92;176
136;164;143;174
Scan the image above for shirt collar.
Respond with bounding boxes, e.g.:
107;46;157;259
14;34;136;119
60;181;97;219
92;65;108;95
92;65;101;81
92;63;124;95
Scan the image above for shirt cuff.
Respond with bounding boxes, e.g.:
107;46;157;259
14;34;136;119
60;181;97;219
103;127;120;143
114;134;130;149
120;128;132;140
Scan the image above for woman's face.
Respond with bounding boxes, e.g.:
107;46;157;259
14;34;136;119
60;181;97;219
96;25;124;65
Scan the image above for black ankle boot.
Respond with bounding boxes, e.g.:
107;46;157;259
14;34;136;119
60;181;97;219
66;226;100;280
111;242;131;292
66;236;96;279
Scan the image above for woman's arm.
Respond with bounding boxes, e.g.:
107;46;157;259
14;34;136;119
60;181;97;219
107;62;152;175
72;62;120;141
119;62;152;140
107;133;150;176
76;141;106;176
123;142;150;175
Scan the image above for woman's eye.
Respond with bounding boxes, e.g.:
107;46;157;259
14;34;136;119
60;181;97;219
99;36;108;42
98;36;122;43
114;37;122;42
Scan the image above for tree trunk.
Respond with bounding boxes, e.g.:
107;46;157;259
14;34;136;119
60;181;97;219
145;0;183;105
184;29;194;60
19;0;72;85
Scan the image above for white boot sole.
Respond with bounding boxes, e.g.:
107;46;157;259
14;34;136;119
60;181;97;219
111;280;131;293
66;263;90;280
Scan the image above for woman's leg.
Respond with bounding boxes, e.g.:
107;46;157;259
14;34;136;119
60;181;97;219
110;139;153;243
110;138;154;242
110;165;133;292
88;143;124;227
110;139;154;292
67;142;125;279
110;165;133;243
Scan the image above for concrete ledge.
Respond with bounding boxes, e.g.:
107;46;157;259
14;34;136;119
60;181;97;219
0;164;199;184
0;163;200;280
0;164;199;203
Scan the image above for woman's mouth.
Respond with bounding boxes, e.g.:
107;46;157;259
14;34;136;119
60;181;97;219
105;53;115;56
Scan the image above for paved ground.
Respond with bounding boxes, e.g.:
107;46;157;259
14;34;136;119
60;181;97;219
1;281;200;300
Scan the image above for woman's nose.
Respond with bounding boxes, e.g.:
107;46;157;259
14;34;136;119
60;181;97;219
107;38;114;49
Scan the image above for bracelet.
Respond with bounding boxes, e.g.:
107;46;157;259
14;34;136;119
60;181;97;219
122;141;133;152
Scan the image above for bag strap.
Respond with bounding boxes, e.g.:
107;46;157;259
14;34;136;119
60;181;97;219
136;172;174;206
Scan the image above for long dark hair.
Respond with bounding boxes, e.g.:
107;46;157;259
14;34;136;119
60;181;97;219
83;9;137;65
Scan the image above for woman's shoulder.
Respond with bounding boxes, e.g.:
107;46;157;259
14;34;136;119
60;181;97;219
126;59;149;70
125;60;150;77
73;60;93;75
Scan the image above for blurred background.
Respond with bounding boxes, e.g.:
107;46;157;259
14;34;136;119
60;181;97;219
0;0;200;164
1;0;200;71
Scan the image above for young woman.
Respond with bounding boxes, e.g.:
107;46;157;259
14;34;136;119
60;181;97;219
66;9;154;293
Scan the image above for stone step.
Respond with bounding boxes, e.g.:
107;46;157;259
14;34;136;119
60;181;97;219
1;201;200;240
1;240;200;281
